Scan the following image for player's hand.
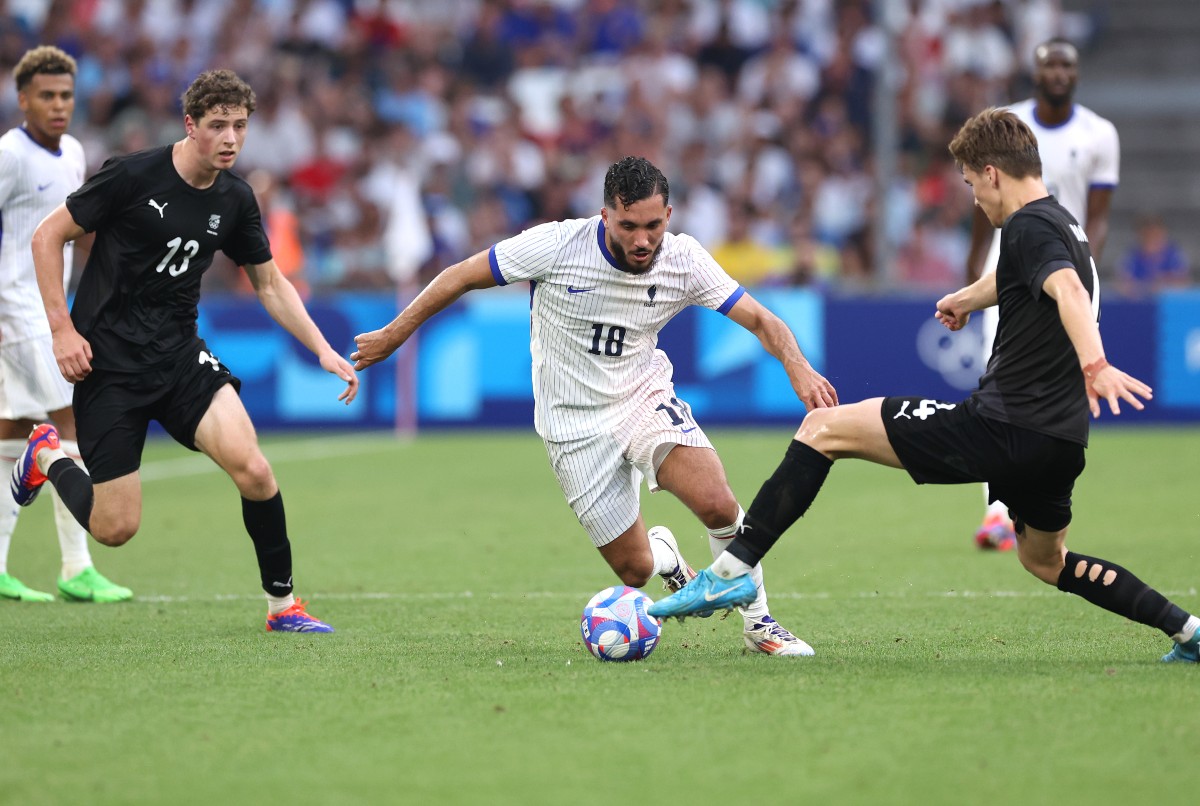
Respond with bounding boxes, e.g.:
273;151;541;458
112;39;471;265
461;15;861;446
52;327;92;383
793;365;839;409
1087;364;1152;418
934;292;971;331
320;351;359;404
351;328;405;371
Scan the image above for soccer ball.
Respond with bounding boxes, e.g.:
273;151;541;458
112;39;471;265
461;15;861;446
580;585;661;662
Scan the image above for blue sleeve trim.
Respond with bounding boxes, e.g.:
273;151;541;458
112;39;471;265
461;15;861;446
1088;183;1117;191
716;286;746;315
489;245;507;286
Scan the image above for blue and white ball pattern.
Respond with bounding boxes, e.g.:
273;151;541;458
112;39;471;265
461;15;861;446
580;585;661;661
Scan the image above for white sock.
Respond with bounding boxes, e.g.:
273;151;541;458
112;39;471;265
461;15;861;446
983;495;1009;522
648;531;681;577
55;440;92;579
267;592;295;615
1172;614;1200;644
707;507;768;623
0;440;27;576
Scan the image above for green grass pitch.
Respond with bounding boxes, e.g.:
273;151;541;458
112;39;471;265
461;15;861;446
1;427;1196;805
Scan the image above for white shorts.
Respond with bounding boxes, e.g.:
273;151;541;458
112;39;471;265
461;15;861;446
0;335;73;420
544;381;714;548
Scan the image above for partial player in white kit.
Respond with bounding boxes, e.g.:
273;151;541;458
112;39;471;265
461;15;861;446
963;38;1119;551
0;46;132;602
353;156;838;656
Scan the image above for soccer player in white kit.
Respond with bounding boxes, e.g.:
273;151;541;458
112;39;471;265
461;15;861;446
0;47;132;602
353;156;838;656
963;38;1119;551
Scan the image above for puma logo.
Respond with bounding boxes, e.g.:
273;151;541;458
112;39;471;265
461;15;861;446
148;199;168;218
198;350;220;371
894;401;912;420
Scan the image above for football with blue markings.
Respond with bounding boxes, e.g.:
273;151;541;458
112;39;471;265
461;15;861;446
580;585;661;661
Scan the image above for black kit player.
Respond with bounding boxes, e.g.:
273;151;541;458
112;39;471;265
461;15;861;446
10;69;357;632
649;107;1200;664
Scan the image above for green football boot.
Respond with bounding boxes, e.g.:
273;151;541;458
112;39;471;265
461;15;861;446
58;567;133;603
0;573;55;602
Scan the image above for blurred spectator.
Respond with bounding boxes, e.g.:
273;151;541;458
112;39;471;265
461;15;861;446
711;200;790;286
1118;215;1191;297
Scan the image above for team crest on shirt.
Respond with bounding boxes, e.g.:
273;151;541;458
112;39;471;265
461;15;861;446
643;285;657;307
207;214;221;235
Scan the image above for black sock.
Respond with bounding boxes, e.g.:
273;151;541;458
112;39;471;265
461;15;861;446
727;440;833;568
242;492;293;597
46;457;94;531
1056;551;1191;637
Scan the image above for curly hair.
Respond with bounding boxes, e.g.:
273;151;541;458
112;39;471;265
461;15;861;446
948;107;1042;179
603;156;670;209
13;45;76;91
180;69;257;121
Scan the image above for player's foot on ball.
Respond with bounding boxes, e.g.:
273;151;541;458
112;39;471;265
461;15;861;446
266;599;334;633
0;573;55;602
743;615;814;657
1161;625;1200;663
647;568;756;621
58;567;133;602
10;423;59;507
974;513;1016;551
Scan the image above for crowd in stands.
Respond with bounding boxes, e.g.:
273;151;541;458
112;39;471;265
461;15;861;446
5;0;1148;296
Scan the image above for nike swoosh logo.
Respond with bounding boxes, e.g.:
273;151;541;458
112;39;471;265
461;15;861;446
567;286;595;294
37;182;52;191
704;590;732;602
681;426;697;433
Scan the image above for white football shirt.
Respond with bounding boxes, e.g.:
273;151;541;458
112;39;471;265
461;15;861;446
982;99;1120;275
0;127;85;341
489;216;744;441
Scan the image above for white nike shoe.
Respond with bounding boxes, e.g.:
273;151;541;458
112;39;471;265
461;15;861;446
743;616;815;657
648;526;696;593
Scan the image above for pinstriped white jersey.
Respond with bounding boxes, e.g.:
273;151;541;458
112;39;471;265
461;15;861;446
0;127;85;341
489;215;744;441
984;100;1119;275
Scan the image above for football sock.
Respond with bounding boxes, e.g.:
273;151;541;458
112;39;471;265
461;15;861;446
54;440;92;578
46;457;94;531
648;532;683;578
983;497;1010;521
707;507;768;621
727;440;832;569
266;592;295;616
1172;614;1200;644
242;492;294;597
1056;551;1192;637
0;440;21;574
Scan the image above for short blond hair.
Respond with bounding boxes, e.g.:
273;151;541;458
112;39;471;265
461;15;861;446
14;45;76;91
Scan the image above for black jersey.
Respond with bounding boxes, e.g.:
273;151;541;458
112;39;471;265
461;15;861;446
65;146;271;372
972;196;1097;446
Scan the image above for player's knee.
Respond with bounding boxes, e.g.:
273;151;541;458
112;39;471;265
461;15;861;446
91;519;138;547
613;556;654;588
231;453;276;497
795;408;836;449
693;495;739;530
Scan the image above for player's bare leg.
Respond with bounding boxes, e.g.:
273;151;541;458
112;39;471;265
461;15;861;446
195;385;331;632
597;514;695;593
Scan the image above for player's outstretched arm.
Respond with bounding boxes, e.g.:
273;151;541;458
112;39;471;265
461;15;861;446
351;249;497;371
244;258;358;404
726;293;837;408
935;272;998;332
32;204;93;382
1041;267;1152;417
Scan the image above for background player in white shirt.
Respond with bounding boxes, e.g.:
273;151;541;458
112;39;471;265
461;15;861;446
353;156;838;656
963;38;1119;551
0;46;132;602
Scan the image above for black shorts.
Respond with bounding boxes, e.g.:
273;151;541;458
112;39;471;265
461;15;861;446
74;337;241;483
881;396;1085;532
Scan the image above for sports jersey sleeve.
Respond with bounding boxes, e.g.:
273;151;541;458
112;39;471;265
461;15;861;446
489;221;565;285
65;156;135;233
679;234;744;313
1090;118;1120;189
1007;213;1076;300
221;186;273;267
0;148;19;206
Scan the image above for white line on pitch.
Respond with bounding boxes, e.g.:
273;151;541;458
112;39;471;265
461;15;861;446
132;587;1198;604
139;435;402;481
